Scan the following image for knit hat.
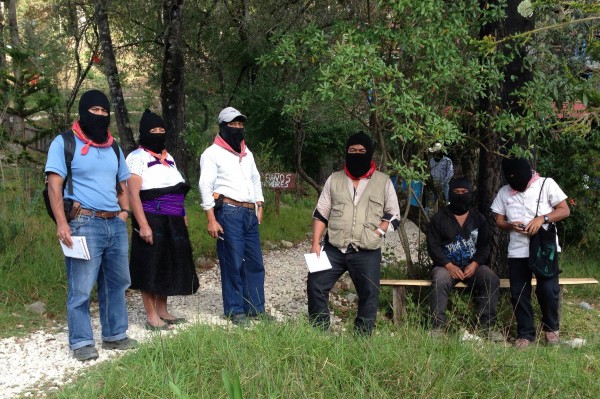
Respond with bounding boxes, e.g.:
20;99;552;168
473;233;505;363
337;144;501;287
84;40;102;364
139;108;166;136
78;90;110;117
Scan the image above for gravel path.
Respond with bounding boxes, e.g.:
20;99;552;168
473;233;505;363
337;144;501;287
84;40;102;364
0;222;423;398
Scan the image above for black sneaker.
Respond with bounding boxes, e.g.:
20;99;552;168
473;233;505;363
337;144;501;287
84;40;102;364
230;313;250;327
73;345;99;362
101;337;138;350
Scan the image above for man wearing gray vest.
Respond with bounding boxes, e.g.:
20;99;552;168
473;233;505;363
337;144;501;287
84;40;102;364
308;132;400;335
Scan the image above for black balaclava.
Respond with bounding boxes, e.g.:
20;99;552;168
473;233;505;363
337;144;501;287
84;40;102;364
345;132;375;178
502;157;532;192
218;116;245;153
78;89;111;143
447;177;473;215
433;152;443;161
138;109;167;153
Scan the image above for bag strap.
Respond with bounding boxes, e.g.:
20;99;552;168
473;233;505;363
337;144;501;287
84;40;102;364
534;178;547;217
61;130;76;196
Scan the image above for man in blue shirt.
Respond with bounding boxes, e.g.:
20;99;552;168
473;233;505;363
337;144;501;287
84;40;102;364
45;89;136;361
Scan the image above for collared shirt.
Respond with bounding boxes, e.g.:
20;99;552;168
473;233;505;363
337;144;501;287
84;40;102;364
491;177;567;258
199;143;264;210
314;173;400;231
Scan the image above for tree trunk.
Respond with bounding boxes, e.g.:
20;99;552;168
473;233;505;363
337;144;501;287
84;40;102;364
293;117;322;196
93;0;135;154
161;0;189;179
0;2;7;104
478;0;534;277
7;0;24;140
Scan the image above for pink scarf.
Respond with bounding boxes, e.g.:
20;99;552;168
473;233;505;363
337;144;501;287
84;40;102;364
214;135;247;161
71;121;114;155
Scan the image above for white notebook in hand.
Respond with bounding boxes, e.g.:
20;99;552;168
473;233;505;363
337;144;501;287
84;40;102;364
60;236;91;260
304;251;332;273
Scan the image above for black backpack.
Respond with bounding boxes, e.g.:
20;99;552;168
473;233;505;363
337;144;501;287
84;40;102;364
43;129;123;223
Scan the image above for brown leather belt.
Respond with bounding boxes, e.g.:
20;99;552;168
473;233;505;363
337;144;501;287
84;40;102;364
223;197;255;209
78;208;120;219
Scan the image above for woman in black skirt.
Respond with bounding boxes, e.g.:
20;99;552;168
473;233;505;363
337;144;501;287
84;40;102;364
126;109;199;330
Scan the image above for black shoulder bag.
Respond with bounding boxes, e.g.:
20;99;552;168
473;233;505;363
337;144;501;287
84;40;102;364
528;178;559;279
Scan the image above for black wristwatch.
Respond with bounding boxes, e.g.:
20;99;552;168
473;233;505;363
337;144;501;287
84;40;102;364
120;209;133;218
543;215;550;223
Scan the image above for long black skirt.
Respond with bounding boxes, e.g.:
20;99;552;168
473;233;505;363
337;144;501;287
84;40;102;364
129;213;199;296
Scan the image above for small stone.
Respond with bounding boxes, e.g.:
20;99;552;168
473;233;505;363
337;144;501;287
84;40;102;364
564;338;586;348
345;293;357;303
280;240;293;248
26;301;46;314
579;302;593;311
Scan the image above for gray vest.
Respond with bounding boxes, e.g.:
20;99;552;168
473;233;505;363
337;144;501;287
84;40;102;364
327;170;388;250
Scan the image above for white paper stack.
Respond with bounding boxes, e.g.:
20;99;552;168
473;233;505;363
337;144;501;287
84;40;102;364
59;236;91;260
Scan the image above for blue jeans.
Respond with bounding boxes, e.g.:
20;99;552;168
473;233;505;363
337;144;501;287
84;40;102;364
508;257;560;341
216;204;265;316
65;215;130;350
307;243;382;334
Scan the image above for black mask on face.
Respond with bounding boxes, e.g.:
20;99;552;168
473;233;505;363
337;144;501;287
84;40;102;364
447;177;473;215
219;124;244;153
345;153;372;178
345;131;375;178
502;157;532;192
78;90;111;143
433;153;443;161
140;133;166;153
138;109;167;153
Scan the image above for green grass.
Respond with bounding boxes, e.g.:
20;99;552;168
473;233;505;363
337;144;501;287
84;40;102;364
49;318;600;398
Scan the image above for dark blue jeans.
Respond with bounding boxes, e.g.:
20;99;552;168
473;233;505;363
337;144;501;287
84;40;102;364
307;243;382;334
216;204;265;317
508;257;560;341
430;265;500;329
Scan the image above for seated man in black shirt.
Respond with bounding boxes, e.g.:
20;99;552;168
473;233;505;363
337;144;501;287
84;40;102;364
427;177;502;341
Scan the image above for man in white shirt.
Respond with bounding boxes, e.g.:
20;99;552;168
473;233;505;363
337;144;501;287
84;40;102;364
199;107;266;326
491;157;570;349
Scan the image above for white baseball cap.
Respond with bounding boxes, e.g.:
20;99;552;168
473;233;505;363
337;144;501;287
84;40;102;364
428;142;444;153
218;107;247;124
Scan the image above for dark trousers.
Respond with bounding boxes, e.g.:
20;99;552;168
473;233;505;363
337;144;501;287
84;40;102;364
307;243;382;334
508;257;560;341
430;265;500;329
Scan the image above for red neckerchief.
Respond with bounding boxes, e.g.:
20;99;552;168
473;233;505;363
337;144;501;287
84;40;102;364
344;161;377;180
214;134;247;161
140;146;169;167
71;121;114;155
510;172;541;196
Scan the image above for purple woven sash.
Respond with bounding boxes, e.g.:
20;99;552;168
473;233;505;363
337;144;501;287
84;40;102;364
142;193;185;216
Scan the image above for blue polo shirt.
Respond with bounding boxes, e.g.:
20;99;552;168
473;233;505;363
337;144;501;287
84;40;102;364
45;134;130;211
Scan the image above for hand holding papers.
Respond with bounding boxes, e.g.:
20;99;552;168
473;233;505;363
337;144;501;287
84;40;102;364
59;236;90;260
304;250;332;273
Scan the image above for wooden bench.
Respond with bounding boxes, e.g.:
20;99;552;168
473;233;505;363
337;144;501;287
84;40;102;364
380;278;599;324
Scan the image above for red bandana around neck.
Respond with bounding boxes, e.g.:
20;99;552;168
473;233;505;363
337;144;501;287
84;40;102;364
344;161;377;180
141;146;170;167
509;172;541;195
72;121;114;155
214;134;247;161
140;146;170;168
